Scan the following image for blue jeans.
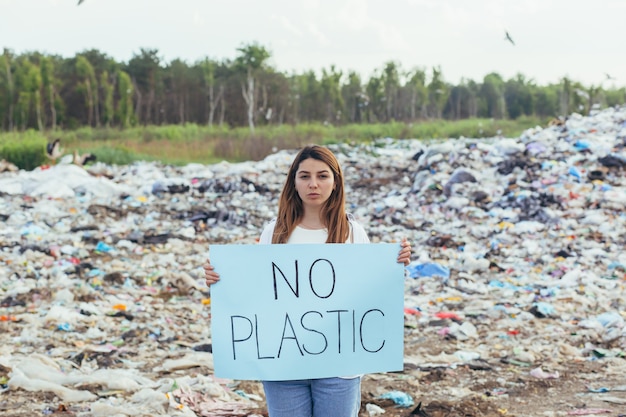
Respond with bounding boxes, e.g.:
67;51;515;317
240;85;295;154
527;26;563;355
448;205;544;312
262;377;361;417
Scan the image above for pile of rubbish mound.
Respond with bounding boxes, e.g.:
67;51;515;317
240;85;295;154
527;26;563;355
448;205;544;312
0;106;625;416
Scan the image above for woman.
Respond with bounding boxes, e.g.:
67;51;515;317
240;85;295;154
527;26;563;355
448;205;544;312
204;144;411;417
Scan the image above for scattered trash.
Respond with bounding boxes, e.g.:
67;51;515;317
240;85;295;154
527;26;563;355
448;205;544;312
365;403;386;416
377;390;414;408
567;409;613;415
1;106;626;415
529;367;560;379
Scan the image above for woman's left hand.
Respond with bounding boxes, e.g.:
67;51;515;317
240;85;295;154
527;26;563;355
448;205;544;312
397;238;412;266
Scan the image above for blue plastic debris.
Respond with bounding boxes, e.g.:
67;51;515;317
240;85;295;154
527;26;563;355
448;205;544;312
573;140;590;151
20;224;47;236
95;241;113;252
378;390;414;408
596;312;624;328
488;280;520;291
568;166;582;181
406;262;450;280
57;323;72;332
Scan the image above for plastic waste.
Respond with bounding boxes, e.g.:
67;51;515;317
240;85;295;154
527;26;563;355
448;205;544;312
1;105;626;416
406;262;451;280
377;390;414;407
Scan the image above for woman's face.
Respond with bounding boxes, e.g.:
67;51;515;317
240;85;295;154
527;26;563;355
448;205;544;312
295;158;335;209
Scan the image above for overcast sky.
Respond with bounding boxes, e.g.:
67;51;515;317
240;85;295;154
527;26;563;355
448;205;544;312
1;0;624;87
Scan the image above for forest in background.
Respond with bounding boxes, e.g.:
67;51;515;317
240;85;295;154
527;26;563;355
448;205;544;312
1;42;625;133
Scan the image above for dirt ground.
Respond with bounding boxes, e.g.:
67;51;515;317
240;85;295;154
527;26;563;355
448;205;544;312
357;360;626;417
2;340;625;417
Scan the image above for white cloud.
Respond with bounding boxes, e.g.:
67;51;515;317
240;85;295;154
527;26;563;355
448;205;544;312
302;0;322;11
193;11;204;27
374;23;411;52
330;0;410;51
272;14;304;38
307;23;330;46
335;0;371;31
405;0;439;8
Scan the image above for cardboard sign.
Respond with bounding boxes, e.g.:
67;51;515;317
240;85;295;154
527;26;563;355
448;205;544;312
209;243;404;381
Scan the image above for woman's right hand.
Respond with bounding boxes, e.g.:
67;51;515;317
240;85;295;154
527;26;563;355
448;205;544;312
204;258;220;286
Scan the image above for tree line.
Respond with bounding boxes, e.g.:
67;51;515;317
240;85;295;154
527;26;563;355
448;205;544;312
1;43;624;132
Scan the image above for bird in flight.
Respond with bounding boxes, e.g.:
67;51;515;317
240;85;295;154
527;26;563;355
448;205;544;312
504;30;515;46
605;73;616;81
77;0;85;5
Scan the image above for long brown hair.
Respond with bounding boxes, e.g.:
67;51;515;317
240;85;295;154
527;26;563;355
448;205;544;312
272;145;349;243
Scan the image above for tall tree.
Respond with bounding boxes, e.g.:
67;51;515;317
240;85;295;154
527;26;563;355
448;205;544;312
446;84;465;120
534;84;559;117
587;84;604;111
78;49;117;126
571;80;589;114
259;69;289;125
201;58;223;127
405;68;428;120
427;67;449;119
466;79;481;118
235;43;271;133
559;77;572;116
341;71;365;123
126;48;162;125
444;78;479;120
365;71;385;122
504;74;535;119
14;58;43;130
1;49;16;130
481;72;506;119
604;87;626;108
165;58;190;124
100;70;114;127
320;65;344;124
40;56;59;130
116;70;133;128
76;56;97;126
381;61;401;122
298;71;323;122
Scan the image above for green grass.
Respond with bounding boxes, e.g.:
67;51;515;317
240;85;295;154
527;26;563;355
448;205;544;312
0;117;549;169
0;130;49;170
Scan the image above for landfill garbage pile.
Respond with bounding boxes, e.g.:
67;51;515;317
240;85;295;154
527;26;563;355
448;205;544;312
1;106;625;417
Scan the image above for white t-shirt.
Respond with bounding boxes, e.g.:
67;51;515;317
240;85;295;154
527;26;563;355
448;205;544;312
287;226;328;243
259;214;370;244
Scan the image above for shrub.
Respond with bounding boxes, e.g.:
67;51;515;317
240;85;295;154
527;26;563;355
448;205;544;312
90;146;143;166
0;131;48;170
